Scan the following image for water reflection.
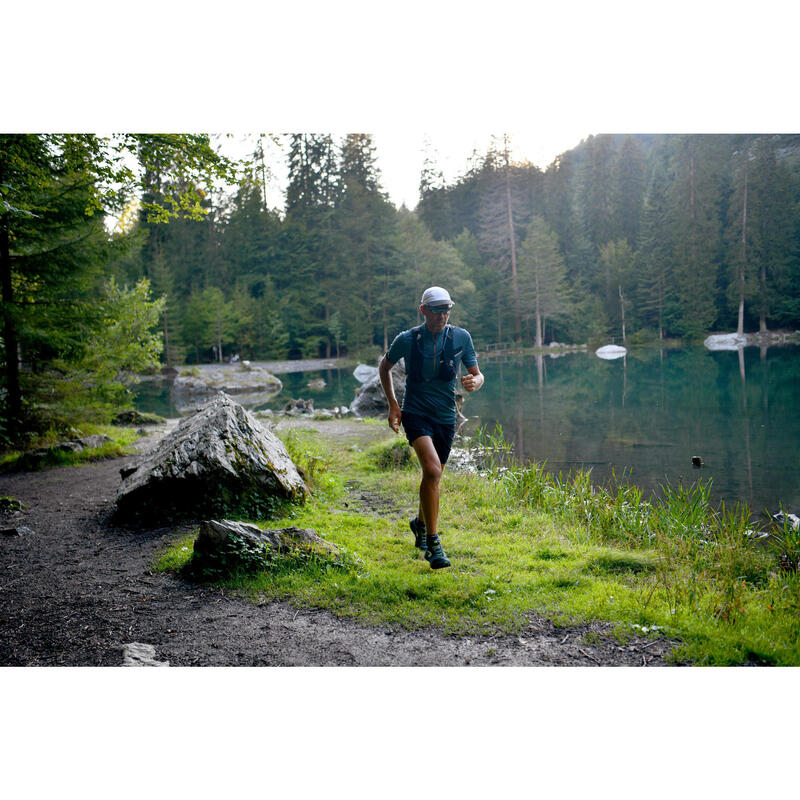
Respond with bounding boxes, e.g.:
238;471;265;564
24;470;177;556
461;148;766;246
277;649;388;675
131;346;800;513
460;345;800;513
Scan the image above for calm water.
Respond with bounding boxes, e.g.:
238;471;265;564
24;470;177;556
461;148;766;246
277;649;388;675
133;346;800;514
461;346;800;515
132;366;363;420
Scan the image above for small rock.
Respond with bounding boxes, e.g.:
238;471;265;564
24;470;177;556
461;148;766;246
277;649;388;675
1;526;35;537
122;642;169;667
691;455;703;467
78;434;112;449
772;511;800;531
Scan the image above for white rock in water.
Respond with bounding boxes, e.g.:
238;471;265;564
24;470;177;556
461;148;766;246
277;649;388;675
353;363;379;383
704;333;748;351
595;345;627;360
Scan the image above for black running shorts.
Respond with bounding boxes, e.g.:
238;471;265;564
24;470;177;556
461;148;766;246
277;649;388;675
401;411;456;465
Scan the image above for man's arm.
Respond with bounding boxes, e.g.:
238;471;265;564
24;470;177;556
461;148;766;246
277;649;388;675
379;355;402;432
460;364;484;392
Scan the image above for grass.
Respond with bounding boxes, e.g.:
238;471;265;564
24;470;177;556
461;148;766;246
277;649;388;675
153;421;800;666
0;423;141;471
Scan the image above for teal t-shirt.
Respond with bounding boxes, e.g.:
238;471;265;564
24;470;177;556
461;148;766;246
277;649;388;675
386;324;477;425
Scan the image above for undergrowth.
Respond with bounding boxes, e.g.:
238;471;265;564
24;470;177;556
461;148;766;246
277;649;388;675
0;424;140;472
154;422;800;665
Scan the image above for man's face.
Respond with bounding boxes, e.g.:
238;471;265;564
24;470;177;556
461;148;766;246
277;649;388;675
420;303;451;333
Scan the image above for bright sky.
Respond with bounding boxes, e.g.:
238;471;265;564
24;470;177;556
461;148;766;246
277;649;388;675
375;130;591;209
221;130;591;212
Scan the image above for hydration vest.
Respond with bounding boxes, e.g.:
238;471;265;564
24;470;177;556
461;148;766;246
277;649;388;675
407;324;457;383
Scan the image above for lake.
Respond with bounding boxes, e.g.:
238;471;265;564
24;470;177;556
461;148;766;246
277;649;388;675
464;345;800;516
132;345;800;515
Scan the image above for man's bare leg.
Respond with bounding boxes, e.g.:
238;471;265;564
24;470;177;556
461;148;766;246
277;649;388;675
412;436;443;538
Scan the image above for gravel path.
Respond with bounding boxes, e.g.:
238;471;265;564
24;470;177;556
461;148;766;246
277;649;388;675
0;423;680;667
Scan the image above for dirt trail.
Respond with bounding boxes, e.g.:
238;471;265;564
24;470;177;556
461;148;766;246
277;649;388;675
0;421;679;666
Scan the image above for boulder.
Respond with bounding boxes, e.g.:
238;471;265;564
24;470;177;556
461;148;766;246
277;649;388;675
772;511;800;531
112;409;167;426
173;364;283;397
353;363;379;383
194;519;339;561
115;393;307;520
351;358;405;417
704;333;747;351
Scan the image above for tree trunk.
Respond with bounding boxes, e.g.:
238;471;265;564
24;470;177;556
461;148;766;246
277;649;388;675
738;140;748;336
503;143;521;343
534;258;543;348
0;227;22;428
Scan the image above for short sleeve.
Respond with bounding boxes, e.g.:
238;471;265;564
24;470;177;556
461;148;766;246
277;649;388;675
461;330;477;368
386;330;409;365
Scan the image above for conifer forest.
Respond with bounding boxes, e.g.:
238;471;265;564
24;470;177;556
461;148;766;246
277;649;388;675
2;132;800;436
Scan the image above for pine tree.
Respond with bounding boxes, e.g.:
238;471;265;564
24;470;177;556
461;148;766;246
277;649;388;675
599;239;636;342
334;134;398;355
638;161;674;338
518;217;571;347
475;136;528;342
666;136;722;338
614;135;645;245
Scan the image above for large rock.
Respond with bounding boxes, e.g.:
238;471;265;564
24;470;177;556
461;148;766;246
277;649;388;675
189;519;340;579
194;519;339;559
353;363;379;383
173;364;283;397
704;333;747;351
115;393;307;520
350;358;406;417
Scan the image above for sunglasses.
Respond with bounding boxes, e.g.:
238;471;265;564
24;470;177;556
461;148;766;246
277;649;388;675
427;305;452;315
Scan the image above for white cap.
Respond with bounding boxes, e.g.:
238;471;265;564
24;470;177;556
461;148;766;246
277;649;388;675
420;286;454;307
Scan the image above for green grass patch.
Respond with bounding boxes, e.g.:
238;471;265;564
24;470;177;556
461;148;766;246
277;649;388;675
152;422;800;665
1;424;141;472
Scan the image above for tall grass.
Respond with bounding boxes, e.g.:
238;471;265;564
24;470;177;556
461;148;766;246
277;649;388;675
154;421;800;665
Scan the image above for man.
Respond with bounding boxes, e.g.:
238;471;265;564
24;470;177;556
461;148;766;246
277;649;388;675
379;286;484;569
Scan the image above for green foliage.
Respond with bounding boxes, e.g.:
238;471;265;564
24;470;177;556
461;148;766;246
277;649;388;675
280;429;333;492
185;531;270;581
0;495;25;513
771;512;800;573
0;425;139;472
369;437;414;470
0;133;239;440
152;421;800;664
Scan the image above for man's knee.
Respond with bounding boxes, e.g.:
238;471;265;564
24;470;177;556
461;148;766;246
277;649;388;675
420;457;443;482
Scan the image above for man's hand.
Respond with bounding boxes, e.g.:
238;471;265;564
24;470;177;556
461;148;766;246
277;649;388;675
461;370;484;392
387;401;402;433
